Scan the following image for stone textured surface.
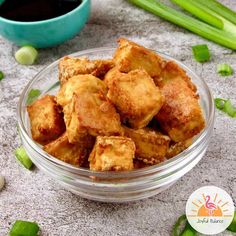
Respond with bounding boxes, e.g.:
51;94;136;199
0;0;235;235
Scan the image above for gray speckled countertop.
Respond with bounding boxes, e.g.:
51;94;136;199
0;1;235;235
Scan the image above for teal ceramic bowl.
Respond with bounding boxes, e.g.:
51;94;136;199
0;0;90;48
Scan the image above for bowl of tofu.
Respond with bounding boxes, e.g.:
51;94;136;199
17;38;215;202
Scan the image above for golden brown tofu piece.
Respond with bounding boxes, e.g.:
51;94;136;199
65;92;123;143
89;136;135;171
56;74;107;108
92;59;115;78
107;69;164;128
155;61;205;142
124;127;170;164
27;95;65;145
114;38;165;77
154;60;197;93
104;67;120;88
166;139;193;159
44;133;94;167
59;56;114;84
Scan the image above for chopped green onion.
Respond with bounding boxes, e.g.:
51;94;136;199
192;44;210;63
26;89;41;105
0;175;5;190
14;146;33;170
172;215;197;236
215;98;236;118
227;211;236;232
15;46;38;65
217;63;233;76
0;71;4;81
128;0;236;50
173;215;187;236
9;220;39;236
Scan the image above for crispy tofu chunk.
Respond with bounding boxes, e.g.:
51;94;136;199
65;92;123;143
56;74;107;108
44;133;94;167
154;60;197;92
124;127;170;164
27;95;65;145
59;56;114;84
89;136;135;171
104;67;120;88
155;61;205;142
114;38;165;77
92;59;115;78
107;69;164;128
166;139;193;159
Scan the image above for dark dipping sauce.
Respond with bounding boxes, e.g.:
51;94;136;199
0;0;82;22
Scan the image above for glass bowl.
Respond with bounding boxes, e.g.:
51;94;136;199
17;48;215;202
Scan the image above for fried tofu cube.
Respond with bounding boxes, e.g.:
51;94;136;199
89;136;135;171
56;74;107;108
92;59;115;78
59;56;114;84
27;95;65;145
104;67;120;88
154;60;197;92
114;38;165;77
107;69;164;128
155;61;205;142
124;127;170;164
65;92;123;143
166;139;193;159
44;133;94;167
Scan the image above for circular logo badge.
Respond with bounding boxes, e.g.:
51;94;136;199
186;186;234;235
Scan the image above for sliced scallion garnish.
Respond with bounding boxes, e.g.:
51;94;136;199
227;211;236;232
15;46;38;65
0;71;4;81
0;175;5;191
172;214;197;236
215;98;236;118
9;220;39;236
192;44;210;63
26;89;41;105
217;63;233;76
14;146;33;170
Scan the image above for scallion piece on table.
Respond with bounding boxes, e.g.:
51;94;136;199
128;0;236;50
9;220;39;236
26;89;41;105
0;71;4;81
215;98;236;118
217;63;233;76
192;44;210;63
171;0;236;37
172;215;197;236
227;211;236;232
15;46;38;65
0;175;5;191
14;146;33;170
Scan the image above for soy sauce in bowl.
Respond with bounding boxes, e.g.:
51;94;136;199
0;0;82;22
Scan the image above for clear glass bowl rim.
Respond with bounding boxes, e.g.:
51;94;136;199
17;47;215;179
